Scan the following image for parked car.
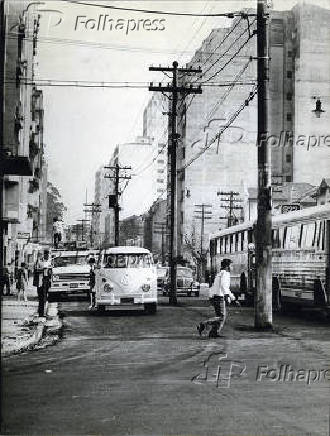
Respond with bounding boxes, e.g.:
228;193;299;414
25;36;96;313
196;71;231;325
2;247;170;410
163;266;199;297
157;266;169;292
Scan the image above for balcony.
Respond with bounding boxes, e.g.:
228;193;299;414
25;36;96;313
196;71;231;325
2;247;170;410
28;178;40;193
2;153;33;177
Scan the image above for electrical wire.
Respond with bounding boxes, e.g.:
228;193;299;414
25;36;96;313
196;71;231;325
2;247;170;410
178;84;258;172
58;0;255;17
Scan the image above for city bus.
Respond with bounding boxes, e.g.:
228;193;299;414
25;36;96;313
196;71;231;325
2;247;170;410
209;204;330;314
94;246;158;314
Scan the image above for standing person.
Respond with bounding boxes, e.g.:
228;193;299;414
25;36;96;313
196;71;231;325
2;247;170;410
88;258;96;309
53;218;63;249
2;265;11;296
197;259;235;338
16;262;28;302
34;250;52;317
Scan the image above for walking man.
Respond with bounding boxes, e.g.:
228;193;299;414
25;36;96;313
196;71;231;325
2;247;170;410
197;259;235;338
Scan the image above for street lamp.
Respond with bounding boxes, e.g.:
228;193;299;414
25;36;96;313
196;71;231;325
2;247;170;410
312;98;325;118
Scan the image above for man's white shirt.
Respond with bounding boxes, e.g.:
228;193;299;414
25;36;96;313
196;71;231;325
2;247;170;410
209;270;232;298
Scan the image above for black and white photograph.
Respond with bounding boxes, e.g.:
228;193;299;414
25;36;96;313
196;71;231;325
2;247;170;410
0;0;330;435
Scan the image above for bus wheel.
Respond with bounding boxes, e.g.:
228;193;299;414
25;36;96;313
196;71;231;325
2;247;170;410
240;274;248;305
144;303;157;315
97;305;106;314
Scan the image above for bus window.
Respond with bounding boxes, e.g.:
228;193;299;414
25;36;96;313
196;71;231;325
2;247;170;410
321;222;325;250
216;239;220;255
282;227;287;249
305;222;316;248
272;229;277;248
298;224;303;248
286;225;300;250
316;221;323;249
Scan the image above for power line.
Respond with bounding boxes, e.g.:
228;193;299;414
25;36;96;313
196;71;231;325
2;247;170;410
7;32;256;57
199;21;257;84
58;0;256;17
178;84;258;172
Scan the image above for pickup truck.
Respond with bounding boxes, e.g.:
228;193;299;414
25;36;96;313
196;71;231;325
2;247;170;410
49;250;91;301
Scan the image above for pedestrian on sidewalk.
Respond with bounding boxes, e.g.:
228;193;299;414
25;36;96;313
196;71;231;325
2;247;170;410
197;259;235;338
16;263;28;302
34;250;52;317
2;265;12;296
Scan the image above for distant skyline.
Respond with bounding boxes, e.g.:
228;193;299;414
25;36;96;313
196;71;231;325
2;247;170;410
36;0;330;224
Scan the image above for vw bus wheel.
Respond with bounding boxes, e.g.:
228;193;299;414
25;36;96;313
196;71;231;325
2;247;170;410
144;303;157;315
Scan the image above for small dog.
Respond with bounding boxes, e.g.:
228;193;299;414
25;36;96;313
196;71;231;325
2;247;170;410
197;317;222;338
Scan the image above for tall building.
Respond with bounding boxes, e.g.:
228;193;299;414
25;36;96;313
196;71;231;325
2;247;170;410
290;4;330;185
93;166;111;247
109;136;161;220
143;93;168;201
1;0;47;270
175;13;258;263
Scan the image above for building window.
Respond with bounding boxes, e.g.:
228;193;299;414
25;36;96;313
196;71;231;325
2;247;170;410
286;93;292;101
288;50;292;57
286;154;292;163
286;175;292;182
287;71;292;78
157;169;164;173
157;159;164;164
286;113;292;121
157;178;164;183
157;188;164;193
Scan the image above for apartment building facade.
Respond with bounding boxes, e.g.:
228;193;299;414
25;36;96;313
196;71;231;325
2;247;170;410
1;0;47;270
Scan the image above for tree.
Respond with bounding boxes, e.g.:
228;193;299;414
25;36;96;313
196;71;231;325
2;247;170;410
46;182;67;241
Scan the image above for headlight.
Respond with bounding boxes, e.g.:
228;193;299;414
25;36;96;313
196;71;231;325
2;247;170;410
142;284;150;292
53;275;59;282
104;283;113;292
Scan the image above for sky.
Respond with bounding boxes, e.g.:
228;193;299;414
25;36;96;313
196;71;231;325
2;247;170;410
34;0;330;224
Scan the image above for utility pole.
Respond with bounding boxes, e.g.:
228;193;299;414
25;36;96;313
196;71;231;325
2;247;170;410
77;219;89;244
83;202;101;247
255;0;272;329
149;61;202;305
105;163;131;246
218;191;243;227
0;0;5;289
194;204;212;282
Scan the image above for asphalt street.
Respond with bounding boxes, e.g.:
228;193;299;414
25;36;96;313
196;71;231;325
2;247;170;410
1;296;330;436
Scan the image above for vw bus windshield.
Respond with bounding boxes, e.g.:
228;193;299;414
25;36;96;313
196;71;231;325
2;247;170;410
103;253;153;269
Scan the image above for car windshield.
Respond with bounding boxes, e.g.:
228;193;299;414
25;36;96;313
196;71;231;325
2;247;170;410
177;268;193;278
103;253;153;268
53;255;88;267
157;268;168;278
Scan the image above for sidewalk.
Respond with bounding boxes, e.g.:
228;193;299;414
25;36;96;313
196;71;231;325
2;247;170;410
1;282;62;356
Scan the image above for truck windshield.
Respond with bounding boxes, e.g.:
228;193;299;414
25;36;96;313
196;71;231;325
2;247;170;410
177;268;193;278
103;254;153;268
53;256;88;267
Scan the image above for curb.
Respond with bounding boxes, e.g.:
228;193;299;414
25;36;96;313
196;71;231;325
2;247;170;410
1;303;62;357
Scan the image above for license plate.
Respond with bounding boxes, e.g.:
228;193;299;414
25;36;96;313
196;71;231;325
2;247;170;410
70;283;78;288
121;298;134;304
